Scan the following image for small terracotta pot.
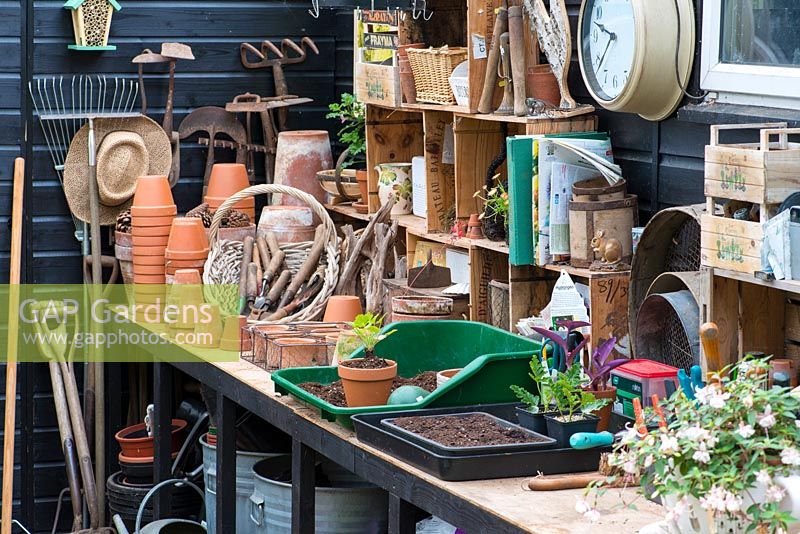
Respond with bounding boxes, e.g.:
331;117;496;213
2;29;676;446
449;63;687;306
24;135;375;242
398;57;417;104
132;225;172;237
133;274;166;285
252;325;294;362
526;65;561;106
219;315;249;352
273;337;328;368
165;258;207;269
115;231;132;248
355;170;369;203
132;255;166;266
338;358;398;408
133;215;177;227
132;235;170;247
258;206;316;244
207;224;257;244
132;175;175;209
166;269;204;279
322;296;363;323
131;205;178;217
167;217;209;253
436;368;462;388
586;386;617;432
206;198;256;220
133;245;168;257
467;213;484;239
115;419;187;458
133;264;166;275
173;269;202;285
165;251;209;262
205;163;255;215
353;202;368;214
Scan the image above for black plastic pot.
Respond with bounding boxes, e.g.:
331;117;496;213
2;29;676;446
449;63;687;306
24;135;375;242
515;406;555;435
544;413;600;448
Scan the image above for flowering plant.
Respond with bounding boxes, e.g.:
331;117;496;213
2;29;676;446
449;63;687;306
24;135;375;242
473;176;510;225
326;93;366;168
584;359;800;532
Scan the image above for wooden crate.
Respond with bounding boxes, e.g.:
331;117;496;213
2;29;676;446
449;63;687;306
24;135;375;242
355;60;402;108
700;214;764;274
704;123;800;205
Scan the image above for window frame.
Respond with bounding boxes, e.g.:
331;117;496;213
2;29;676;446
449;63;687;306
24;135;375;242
700;0;800;106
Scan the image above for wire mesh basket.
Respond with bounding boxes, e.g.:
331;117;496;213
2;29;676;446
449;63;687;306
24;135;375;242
488;280;510;331
242;322;344;370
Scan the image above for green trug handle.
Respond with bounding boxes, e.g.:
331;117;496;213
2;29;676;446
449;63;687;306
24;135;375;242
570;431;614;449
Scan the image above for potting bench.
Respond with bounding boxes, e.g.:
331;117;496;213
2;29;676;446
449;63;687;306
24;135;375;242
150;355;664;533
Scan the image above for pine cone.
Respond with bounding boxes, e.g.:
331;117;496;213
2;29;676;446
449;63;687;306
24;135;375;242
116;208;131;234
187;203;213;228
221;210;251;228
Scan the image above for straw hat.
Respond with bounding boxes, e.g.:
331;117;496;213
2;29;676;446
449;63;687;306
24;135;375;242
63;115;171;225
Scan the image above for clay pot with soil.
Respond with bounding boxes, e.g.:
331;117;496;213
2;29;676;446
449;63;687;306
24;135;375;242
337;312;398;407
115;419;187;458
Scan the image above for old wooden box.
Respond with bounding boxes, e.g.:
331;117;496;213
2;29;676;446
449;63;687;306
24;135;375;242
355;59;402;108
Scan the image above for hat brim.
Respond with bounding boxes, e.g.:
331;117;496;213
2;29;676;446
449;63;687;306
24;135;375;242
63;115;172;225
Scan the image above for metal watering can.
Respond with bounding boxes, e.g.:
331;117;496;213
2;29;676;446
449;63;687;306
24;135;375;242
112;479;206;534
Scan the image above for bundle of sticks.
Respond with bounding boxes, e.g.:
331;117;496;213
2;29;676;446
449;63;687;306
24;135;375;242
240;226;327;321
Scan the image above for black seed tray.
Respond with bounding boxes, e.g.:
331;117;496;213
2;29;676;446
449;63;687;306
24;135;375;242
352;403;608;481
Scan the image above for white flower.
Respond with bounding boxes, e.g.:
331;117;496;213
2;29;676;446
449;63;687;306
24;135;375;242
575;499;591;514
742;395;754;408
677;425;708;441
780;447;800;467
695;386;711;405
665;497;689;522
619;426;640;445
692;443;711;464
796;420;800;429
583;509;601;523
644;454;654;468
704;433;719;449
694;386;729;408
659;435;680;455
758;405;777;428
756;469;771;485
724;493;743;513
700;486;728;512
735;423;755;438
623;460;638;474
765;485;786;503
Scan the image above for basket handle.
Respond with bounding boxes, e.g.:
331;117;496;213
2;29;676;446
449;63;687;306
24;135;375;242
760;128;800;152
333;149;359;201
709;122;787;147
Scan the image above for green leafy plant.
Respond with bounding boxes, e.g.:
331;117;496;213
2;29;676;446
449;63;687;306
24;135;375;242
326;93;366;169
349;312;396;362
581;359;800;532
474;174;510;225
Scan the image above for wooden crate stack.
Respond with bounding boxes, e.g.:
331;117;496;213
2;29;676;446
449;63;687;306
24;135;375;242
701;122;800;274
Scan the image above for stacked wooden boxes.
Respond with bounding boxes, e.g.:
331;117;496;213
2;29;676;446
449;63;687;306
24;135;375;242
702;123;800;274
354;10;402;107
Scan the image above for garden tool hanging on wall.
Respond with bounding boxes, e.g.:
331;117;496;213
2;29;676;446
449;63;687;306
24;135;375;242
240;37;319;130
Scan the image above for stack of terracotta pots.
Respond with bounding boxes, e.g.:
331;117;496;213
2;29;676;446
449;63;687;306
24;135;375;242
165;218;209;283
114;231;134;285
205;163;255;219
131;175;176;285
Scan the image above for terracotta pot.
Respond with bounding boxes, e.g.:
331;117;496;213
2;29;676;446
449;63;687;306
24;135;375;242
131;205;178;217
132;175;175;209
165;250;209;262
252;325;294;362
322;296;363;323
165;258;207;269
219;315;249;352
119;259;134;285
338;358;398;408
467;213;484;239
355;170;368;203
166;217;209;253
526;65;560;107
133;274;166;284
353;202;368;214
436;368;462;388
133;264;166;275
273;337;328;368
206;198;256;220
115;243;133;262
398;57;417;104
172;269;202;285
133;215;177;227
274;130;332;209
132;225;172;237
257;206;316;243
166;269;204;279
391;295;452;316
392;311;454;322
132;255;166;266
587;386;617;432
206;224;256;244
205;163;254;214
115;419;187;458
132;234;170;247
133;245;168;257
115;231;132;248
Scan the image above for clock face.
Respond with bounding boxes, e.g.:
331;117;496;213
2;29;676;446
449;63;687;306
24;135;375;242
580;0;636;102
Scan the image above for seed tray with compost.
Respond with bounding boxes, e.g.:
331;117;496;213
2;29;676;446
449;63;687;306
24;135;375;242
381;412;555;456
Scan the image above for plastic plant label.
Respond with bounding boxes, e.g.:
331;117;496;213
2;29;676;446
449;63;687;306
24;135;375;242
472;34;487;59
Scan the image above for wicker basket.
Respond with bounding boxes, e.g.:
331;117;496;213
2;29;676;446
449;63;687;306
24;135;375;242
407;46;468;105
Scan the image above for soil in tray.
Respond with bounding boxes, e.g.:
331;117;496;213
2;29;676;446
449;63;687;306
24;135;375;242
298;371;438;408
390;413;549;448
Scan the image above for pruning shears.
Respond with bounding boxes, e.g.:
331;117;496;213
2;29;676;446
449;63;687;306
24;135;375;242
677;364;706;401
542;331;585;373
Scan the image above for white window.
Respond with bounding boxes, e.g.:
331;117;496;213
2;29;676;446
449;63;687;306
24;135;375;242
701;0;800;109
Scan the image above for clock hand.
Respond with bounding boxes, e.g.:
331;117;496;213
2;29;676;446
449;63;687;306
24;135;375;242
593;21;614;37
597;33;614;68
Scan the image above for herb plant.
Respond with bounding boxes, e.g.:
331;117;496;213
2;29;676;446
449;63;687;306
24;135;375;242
349;312;395;362
326;93;366;169
581;359;800;532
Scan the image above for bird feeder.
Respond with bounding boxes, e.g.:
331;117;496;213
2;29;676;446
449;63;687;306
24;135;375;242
63;0;121;51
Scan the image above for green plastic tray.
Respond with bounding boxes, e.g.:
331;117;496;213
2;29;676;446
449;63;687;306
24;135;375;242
271;320;540;427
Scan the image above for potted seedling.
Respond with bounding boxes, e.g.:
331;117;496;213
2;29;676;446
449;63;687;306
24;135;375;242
511;353;555;435
542;362;609;448
337;312;397;407
584;336;627;431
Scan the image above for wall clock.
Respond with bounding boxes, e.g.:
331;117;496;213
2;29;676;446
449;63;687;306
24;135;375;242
577;0;695;121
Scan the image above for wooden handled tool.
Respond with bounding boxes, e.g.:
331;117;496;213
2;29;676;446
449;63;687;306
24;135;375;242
477;3;509;114
278;226;325;308
246;262;259;307
495;32;514;115
507;5;527;116
238;236;255;313
2;158;23;534
700;322;723;378
528;472;607;491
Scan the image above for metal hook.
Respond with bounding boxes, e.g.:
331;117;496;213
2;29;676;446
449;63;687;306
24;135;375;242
412;0;421;19
308;0;320;18
397;7;406;21
421;0;433;21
